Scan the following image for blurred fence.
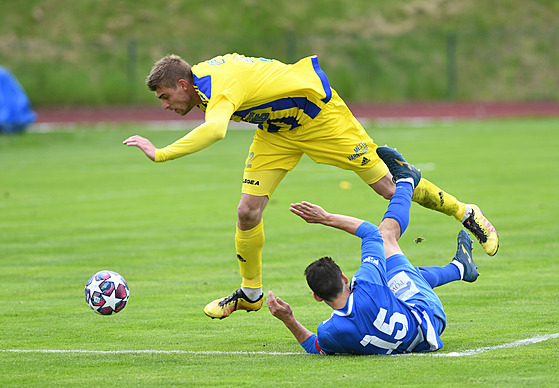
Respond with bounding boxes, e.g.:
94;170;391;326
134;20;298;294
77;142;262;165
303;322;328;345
1;29;558;105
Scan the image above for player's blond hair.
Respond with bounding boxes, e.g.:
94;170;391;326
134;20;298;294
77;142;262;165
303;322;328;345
146;54;193;91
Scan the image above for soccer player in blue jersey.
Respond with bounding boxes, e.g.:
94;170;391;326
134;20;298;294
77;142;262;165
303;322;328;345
267;147;480;355
123;53;495;319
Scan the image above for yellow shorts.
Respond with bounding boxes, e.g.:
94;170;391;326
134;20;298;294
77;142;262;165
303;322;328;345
241;91;388;197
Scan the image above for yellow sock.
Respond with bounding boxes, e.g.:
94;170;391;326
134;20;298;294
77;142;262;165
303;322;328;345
236;220;265;289
412;178;467;221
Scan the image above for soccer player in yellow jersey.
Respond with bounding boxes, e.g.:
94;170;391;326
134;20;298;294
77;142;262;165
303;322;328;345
123;53;499;319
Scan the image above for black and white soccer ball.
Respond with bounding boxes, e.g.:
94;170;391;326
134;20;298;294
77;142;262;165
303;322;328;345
84;270;129;315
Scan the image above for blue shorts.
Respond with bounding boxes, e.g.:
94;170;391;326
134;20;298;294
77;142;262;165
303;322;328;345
386;253;447;335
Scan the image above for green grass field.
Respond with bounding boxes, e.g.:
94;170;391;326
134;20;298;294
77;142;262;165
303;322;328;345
1;118;558;386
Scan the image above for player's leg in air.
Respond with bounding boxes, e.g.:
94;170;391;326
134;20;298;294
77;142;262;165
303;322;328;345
294;93;498;256
375;151;480;288
378;150;480;350
374;146;499;256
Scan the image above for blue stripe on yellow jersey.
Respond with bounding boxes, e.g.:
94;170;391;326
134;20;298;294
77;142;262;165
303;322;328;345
311;56;332;103
193;74;212;102
191;53;333;132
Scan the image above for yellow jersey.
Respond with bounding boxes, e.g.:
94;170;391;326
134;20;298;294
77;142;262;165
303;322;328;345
154;53;334;162
192;53;332;132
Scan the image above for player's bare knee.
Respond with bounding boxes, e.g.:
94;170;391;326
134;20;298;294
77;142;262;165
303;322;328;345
237;194;269;226
379;218;401;242
237;202;264;229
369;174;396;200
382;187;395;200
237;204;258;223
370;181;395;200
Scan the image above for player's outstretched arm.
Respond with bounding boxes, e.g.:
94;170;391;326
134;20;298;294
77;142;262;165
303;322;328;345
123;135;156;161
267;290;314;345
290;201;364;236
122;99;233;163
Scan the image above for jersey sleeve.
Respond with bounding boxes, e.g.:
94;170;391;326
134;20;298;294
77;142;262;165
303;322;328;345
355;221;385;263
300;334;328;355
154;98;234;162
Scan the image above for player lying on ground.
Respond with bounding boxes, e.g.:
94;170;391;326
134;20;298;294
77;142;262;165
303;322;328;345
267;148;480;354
123;53;497;319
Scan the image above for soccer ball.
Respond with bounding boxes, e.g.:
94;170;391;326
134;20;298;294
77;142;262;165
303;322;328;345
84;270;129;315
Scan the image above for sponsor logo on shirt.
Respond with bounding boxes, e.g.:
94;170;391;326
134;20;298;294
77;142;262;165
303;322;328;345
244;111;270;124
363;256;379;266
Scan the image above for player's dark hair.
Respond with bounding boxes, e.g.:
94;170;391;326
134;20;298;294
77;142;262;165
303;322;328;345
304;257;344;302
146;54;193;91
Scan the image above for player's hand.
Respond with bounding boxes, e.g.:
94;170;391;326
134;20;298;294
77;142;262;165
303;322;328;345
291;201;363;235
267;290;295;323
123;135;156;161
289;201;330;224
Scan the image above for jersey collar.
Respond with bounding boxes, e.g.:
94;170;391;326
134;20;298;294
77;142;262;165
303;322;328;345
332;292;354;317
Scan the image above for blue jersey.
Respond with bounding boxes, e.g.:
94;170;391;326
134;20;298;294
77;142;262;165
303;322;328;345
301;222;446;355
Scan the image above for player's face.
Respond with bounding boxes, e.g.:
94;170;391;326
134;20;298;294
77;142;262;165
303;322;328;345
155;81;196;116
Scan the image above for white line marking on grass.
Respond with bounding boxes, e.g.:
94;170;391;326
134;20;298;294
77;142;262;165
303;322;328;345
407;332;559;358
2;333;557;357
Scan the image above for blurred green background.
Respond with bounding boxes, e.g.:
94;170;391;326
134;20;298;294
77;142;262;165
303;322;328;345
1;0;559;106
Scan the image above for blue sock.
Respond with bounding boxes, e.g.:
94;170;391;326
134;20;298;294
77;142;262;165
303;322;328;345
382;181;413;235
418;263;461;289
